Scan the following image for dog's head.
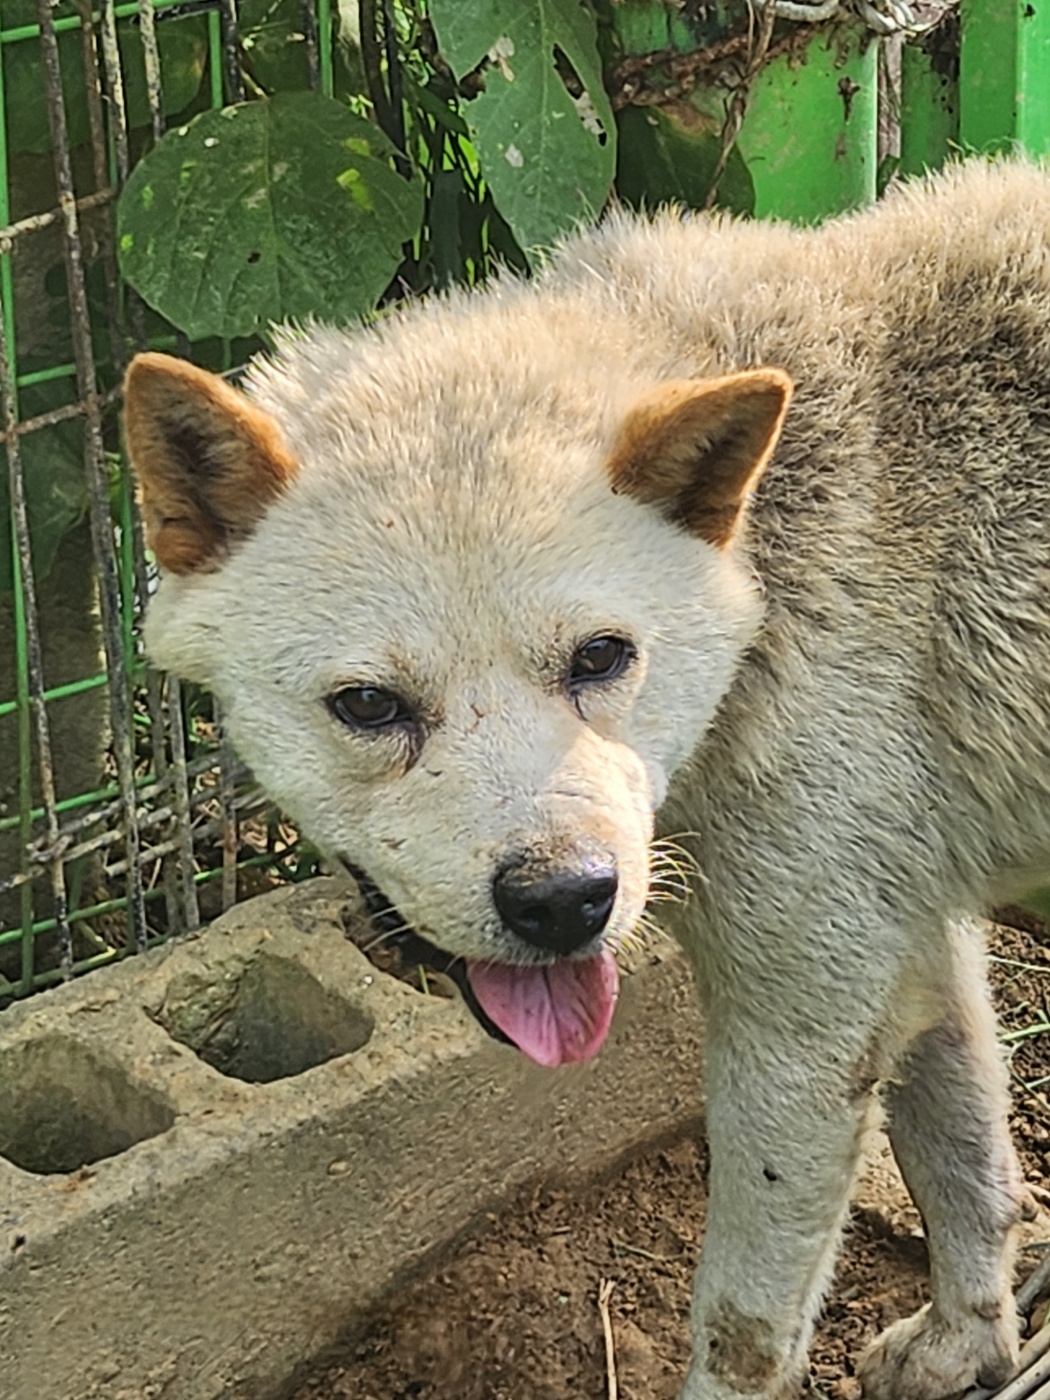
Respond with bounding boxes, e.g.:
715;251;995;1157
124;309;790;1067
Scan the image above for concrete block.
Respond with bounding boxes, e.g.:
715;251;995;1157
0;879;705;1400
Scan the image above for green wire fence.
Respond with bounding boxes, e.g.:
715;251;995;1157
0;0;1048;1006
0;0;334;1003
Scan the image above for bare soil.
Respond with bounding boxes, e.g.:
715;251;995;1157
291;920;1050;1400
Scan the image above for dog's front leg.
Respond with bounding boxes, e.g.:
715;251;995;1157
858;923;1025;1400
679;1006;878;1400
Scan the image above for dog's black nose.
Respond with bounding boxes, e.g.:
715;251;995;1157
492;859;618;956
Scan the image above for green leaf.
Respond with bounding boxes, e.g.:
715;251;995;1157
116;92;425;341
430;0;615;257
615;105;754;217
2;5;207;155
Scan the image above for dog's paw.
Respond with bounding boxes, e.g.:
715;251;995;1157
858;1301;1019;1400
678;1356;802;1400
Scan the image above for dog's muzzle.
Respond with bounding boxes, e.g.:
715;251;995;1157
342;858;621;1069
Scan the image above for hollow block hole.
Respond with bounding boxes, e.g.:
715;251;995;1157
156;952;373;1084
0;1035;175;1175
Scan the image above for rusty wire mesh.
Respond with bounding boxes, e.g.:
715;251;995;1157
0;0;327;1003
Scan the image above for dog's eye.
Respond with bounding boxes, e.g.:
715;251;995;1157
567;635;635;691
328;686;411;731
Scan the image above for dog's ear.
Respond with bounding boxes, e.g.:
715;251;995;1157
608;369;793;548
123;352;299;574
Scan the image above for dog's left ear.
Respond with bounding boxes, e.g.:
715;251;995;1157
608;369;793;548
124;352;299;574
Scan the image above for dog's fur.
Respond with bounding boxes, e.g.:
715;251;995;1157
123;160;1050;1400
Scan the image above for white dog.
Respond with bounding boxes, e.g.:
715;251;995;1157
124;159;1050;1400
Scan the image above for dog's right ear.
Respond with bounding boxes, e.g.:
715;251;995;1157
123;352;299;574
608;369;793;548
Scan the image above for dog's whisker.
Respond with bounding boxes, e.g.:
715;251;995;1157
645;857;696;907
616;918;663;957
653;830;703;853
359;923;416;955
650;842;702;881
651;834;703;870
650;845;698;871
356;909;418;952
650;851;695;869
647;874;684;890
648;865;695;890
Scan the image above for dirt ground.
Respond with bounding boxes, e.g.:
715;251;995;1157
291;918;1050;1400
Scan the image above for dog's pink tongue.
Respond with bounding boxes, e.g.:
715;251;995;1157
466;950;619;1067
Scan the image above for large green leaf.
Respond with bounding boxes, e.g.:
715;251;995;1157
117;92;424;340
430;0;615;257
